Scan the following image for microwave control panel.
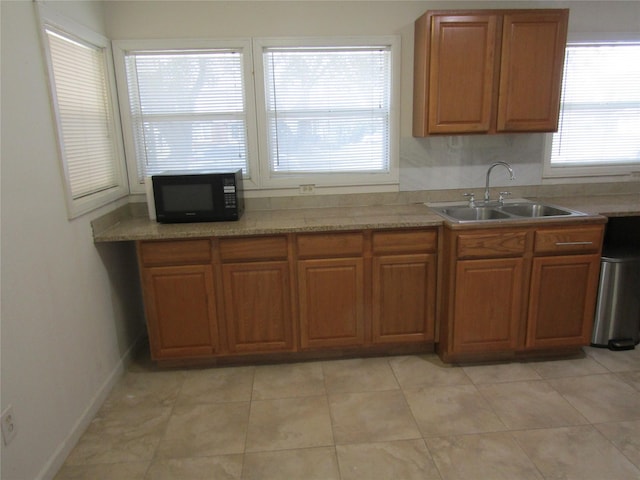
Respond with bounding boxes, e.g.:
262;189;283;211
223;181;237;208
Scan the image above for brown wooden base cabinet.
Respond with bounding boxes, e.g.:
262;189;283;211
439;222;605;363
222;261;293;353
138;240;220;359
219;235;295;354
452;257;524;354
298;257;365;349
296;232;366;349
371;230;437;344
137;228;439;363
527;251;602;350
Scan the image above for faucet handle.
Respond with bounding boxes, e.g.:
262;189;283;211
463;192;476;206
498;191;511;204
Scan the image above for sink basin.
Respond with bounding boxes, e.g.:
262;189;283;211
499;203;572;217
437;206;511;222
429;201;587;223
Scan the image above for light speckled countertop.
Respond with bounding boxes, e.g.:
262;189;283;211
92;194;639;243
93;203;444;242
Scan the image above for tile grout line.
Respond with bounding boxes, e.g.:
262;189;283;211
238;365;258;479
126;366;187;479
319;360;345;480
390;359;447;480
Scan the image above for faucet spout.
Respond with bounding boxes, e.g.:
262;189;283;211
484;162;515;202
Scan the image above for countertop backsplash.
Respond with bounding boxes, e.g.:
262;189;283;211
122;181;639;215
400;134;544;191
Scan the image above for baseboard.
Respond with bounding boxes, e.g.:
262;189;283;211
36;333;145;480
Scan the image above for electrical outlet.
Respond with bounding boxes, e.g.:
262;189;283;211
1;405;17;445
299;184;316;194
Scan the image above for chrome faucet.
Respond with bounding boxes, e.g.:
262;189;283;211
484;161;515;204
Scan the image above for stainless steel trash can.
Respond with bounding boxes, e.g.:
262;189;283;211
591;249;640;350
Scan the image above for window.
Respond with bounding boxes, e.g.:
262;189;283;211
115;37;399;194
545;39;640;178
115;41;256;188
261;44;391;177
39;8;127;218
254;37;399;190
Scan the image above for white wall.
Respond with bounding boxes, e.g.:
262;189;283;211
104;0;640;193
0;1;638;479
0;2;144;479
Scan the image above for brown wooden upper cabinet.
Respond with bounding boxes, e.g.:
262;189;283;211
413;9;569;136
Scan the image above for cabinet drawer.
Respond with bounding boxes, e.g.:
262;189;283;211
139;239;211;266
457;230;528;259
296;232;364;258
219;236;288;262
372;229;437;254
534;226;603;255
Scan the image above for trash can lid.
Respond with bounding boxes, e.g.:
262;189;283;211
602;246;640;262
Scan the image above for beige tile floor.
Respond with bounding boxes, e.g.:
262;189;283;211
55;343;640;480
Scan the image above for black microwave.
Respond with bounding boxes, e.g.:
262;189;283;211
151;170;244;223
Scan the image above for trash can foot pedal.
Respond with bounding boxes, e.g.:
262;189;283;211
608;338;636;351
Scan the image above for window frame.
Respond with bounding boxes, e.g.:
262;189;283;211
253;36;400;191
38;5;128;218
112;38;260;195
113;36;400;195
543;33;640;181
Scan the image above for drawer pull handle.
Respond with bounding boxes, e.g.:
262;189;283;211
555;241;593;246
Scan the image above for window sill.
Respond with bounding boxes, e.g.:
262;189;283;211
243;183;399;199
541;171;640;185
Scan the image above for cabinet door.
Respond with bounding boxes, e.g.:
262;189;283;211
222;261;294;353
452;257;524;354
497;10;568;131
426;14;499;134
298;258;365;349
527;254;601;349
142;265;218;359
372;254;436;344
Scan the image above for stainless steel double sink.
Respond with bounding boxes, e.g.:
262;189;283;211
429;202;588;223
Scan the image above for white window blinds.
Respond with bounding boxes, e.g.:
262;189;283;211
550;43;640;166
45;27;119;199
262;46;391;175
123;49;249;181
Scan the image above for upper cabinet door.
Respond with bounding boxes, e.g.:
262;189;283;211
497;11;569;132
427;14;499;134
413;9;569;136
